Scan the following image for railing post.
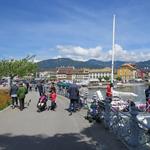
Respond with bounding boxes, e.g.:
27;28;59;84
128;105;139;147
104;97;111;128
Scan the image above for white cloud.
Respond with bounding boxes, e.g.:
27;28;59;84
112;44;150;61
56;45;102;61
56;44;150;62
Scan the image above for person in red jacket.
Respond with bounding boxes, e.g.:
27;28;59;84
106;82;112;101
50;88;57;111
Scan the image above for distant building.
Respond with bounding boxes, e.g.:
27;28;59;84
55;67;112;82
38;69;57;80
56;67;74;81
39;71;49;78
117;64;136;82
88;68;112;79
136;69;146;79
142;68;150;79
72;68;89;82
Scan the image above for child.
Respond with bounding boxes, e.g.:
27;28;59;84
50;89;57;111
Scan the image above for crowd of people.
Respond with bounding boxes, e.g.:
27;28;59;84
10;79;150;114
9;80;89;114
10;80;58;112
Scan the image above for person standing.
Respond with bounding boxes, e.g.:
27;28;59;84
50;82;56;91
67;83;79;114
50;88;57;111
17;82;27;111
106;82;113;102
10;82;18;109
37;82;44;96
25;81;29;93
145;85;150;112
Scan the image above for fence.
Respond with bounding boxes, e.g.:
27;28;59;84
100;98;150;150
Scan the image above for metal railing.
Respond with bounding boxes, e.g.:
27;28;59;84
101;98;150;150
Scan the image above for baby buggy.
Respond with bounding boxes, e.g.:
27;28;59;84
37;94;48;112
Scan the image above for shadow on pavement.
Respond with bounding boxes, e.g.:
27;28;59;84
81;123;128;150
0;122;127;150
0;133;95;150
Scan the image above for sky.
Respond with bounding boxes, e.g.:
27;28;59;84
0;0;150;62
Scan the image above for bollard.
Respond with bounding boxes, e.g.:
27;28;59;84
104;97;111;129
128;105;139;147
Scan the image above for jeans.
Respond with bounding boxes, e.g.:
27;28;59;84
69;99;78;112
11;97;18;106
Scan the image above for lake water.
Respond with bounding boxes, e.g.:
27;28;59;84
88;84;148;104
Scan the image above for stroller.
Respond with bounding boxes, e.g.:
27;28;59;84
37;94;48;112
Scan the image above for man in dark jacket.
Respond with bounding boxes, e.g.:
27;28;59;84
145;85;150;111
10;82;18;109
67;83;79;114
145;85;150;101
37;82;44;96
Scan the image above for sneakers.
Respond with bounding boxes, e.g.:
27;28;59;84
12;105;15;109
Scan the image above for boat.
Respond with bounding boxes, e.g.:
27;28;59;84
76;79;102;89
87;78;102;89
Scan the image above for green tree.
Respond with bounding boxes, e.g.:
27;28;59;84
104;76;110;81
116;76;122;81
98;77;103;81
0;56;37;79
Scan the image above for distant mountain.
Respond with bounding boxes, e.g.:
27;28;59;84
135;60;150;69
37;58;150;71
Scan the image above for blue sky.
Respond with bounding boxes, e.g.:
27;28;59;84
0;0;150;62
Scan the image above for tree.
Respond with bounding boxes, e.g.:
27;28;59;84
116;76;122;81
104;76;110;81
98;77;103;82
0;56;37;79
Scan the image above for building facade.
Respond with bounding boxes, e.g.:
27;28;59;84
56;67;74;81
72;68;89;82
88;68;112;79
117;64;137;82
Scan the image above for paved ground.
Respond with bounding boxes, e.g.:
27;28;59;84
0;91;127;150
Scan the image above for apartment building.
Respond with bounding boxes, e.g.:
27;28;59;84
117;64;137;82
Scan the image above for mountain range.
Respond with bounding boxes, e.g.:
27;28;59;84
37;58;150;71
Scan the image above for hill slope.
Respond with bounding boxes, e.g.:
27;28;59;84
37;58;130;70
37;58;150;70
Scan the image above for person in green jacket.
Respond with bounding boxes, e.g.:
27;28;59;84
17;82;27;111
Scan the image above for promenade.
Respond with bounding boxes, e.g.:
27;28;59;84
0;91;127;150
